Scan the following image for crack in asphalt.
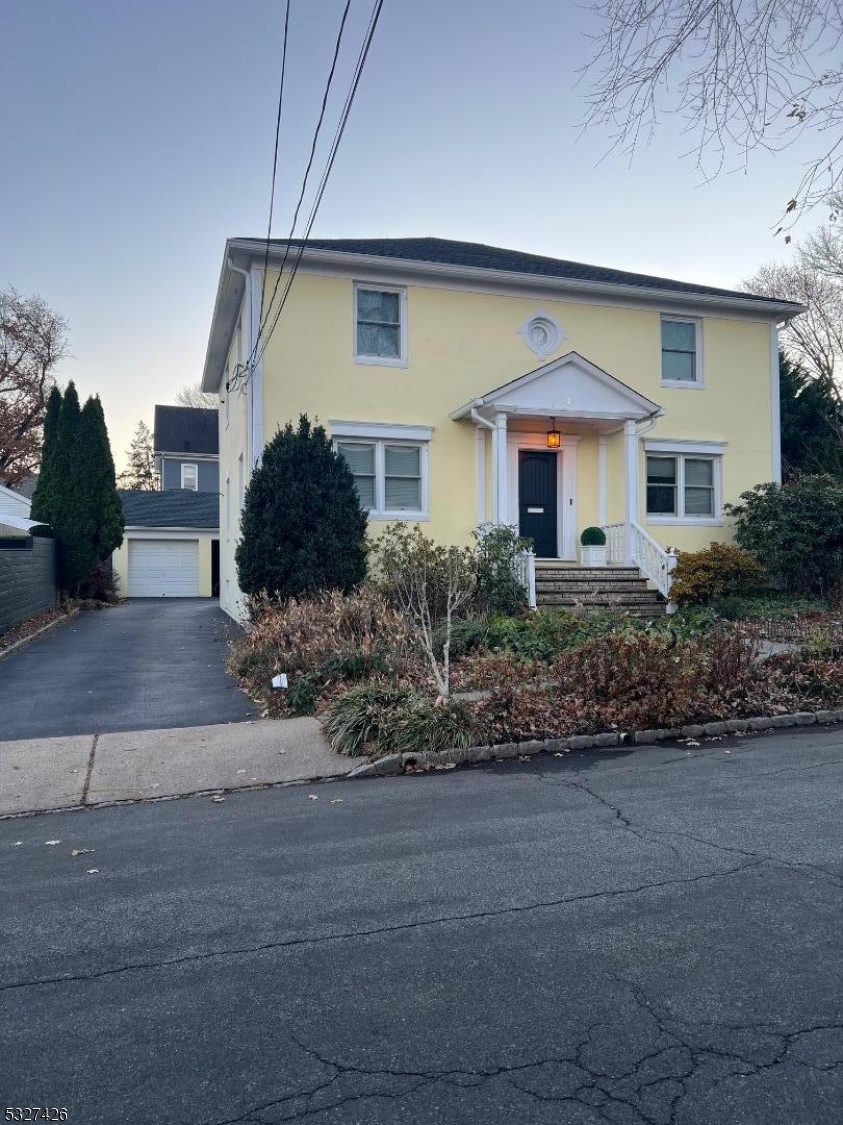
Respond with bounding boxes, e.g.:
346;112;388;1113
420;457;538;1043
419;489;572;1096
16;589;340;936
195;985;843;1125
542;771;843;891
0;860;762;996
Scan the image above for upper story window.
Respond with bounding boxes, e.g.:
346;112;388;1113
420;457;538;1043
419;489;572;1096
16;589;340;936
181;462;198;491
354;284;407;366
661;317;702;386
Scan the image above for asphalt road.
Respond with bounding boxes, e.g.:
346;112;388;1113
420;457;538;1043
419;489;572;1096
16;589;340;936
2;728;842;1124
0;600;255;739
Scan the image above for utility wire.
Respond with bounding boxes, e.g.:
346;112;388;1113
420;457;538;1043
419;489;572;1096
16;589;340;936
256;0;291;356
244;0;355;377
252;0;385;372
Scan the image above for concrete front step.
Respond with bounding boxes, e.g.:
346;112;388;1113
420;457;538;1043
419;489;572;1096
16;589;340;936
536;579;652;593
539;592;662;605
538;598;667;617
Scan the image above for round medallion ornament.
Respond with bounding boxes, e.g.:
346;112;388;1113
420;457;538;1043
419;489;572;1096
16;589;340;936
519;312;564;357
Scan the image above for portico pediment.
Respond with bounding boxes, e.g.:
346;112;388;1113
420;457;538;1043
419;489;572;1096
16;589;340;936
451;351;661;424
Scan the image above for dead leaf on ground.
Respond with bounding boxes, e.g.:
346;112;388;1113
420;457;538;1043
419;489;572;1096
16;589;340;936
44;840;61;846
330;798;343;804
308;794;319;800
210;795;225;803
71;848;94;857
87;868;99;875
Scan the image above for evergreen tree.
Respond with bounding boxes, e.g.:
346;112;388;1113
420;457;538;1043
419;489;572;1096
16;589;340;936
236;415;368;600
118;420;157;490
30;384;62;526
79;395;124;565
49;382;97;592
780;352;843;479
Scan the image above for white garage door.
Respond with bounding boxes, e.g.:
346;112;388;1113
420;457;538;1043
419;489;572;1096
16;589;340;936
128;539;200;597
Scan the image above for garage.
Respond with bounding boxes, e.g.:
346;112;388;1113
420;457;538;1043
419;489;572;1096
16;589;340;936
128;539;200;598
113;490;220;599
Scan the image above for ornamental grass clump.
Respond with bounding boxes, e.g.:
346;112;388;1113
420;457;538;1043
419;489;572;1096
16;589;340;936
322;684;478;757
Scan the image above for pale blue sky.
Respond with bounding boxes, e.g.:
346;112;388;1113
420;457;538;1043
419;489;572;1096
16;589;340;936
1;0;815;466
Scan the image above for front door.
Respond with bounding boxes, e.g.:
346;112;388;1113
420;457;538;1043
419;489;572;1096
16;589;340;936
518;450;558;557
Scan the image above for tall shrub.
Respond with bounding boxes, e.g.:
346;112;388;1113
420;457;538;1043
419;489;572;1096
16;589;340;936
236;415;368;600
30;385;62;527
79;395;124;569
725;476;843;597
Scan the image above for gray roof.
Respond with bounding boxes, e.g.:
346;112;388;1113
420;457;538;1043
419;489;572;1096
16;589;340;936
119;489;219;529
256;236;803;308
154;406;218;456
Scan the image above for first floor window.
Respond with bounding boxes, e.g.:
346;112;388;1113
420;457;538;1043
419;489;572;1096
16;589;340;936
646;454;717;519
337;438;426;517
181;463;198;491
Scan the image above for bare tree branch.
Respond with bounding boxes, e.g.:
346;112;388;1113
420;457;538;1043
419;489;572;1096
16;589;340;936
583;0;843;223
175;384;218;409
0;287;68;486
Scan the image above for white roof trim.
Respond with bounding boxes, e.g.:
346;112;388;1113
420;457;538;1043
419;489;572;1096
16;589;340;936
451;351;662;422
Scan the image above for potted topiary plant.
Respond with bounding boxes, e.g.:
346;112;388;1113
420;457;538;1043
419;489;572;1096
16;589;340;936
580;526;607;567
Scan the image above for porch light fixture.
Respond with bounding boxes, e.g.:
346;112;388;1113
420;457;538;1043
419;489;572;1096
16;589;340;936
546;418;561;449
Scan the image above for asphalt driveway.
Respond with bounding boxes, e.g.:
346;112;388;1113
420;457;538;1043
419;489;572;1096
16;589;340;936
0;600;255;740
1;728;842;1124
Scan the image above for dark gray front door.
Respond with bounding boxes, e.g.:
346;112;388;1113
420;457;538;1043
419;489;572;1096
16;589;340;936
518;451;558;558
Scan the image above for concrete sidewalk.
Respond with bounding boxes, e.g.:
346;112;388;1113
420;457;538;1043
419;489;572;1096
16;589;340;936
0;719;351;816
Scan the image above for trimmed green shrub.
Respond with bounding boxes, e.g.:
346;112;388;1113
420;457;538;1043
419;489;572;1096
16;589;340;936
580;526;607;546
670;543;765;606
236;415;368;601
725;476;843;598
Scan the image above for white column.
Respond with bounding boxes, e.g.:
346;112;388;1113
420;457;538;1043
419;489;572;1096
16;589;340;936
494;411;508;525
598;433;608;527
624;419;638;563
475;426;486;525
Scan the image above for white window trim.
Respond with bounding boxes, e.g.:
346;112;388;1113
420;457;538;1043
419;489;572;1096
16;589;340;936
660;314;704;389
353;281;408;368
334;432;430;521
181;462;199;491
645;448;723;525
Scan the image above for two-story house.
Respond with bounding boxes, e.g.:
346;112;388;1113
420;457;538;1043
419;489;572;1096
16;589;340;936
201;237;803;621
153;405;220;493
110;406;221;598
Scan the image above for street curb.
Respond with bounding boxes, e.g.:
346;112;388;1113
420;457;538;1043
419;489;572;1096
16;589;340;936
0;607;78;664
346;709;843;778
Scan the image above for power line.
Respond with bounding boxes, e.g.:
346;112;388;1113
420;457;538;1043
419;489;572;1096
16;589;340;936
257;0;291;353
245;0;355;376
252;0;385;372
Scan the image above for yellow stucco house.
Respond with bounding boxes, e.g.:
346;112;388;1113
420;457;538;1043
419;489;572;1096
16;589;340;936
201;237;803;621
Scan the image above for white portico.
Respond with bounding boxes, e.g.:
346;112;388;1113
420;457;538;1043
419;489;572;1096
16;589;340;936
451;351;662;564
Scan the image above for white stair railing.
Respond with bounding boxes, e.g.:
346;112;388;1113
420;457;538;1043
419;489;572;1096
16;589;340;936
630;522;677;601
602;522;626;565
514;547;537;609
600;521;678;602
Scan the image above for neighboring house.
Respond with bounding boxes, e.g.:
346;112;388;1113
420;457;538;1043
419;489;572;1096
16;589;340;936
154;405;219;492
201;237;804;622
112;490;220;598
0;483;33;535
